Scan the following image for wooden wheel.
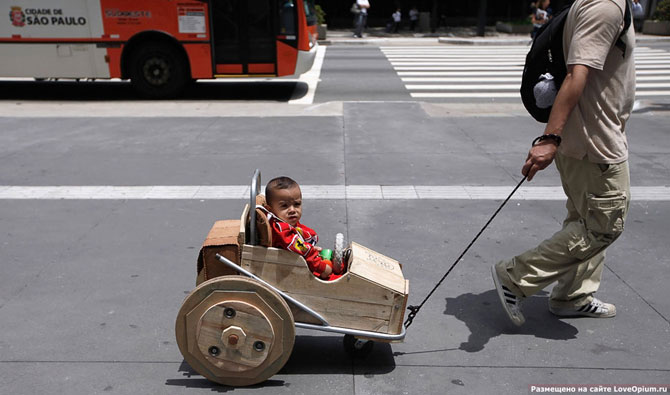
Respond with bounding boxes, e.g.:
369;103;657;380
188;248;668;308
175;275;295;386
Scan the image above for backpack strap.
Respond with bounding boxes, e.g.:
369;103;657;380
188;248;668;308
614;0;632;58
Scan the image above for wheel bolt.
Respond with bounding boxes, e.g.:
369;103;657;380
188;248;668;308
208;346;220;356
228;334;239;345
253;341;265;352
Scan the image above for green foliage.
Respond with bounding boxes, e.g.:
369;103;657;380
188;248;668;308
511;17;532;25
315;4;326;25
654;0;670;21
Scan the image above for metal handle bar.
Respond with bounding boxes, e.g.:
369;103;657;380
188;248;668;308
248;169;261;245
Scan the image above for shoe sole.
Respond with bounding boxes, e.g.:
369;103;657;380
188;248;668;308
491;265;525;326
549;307;616;318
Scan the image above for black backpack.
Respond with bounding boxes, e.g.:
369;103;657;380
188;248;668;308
520;2;631;123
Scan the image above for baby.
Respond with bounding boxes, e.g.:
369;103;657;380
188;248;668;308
263;176;343;281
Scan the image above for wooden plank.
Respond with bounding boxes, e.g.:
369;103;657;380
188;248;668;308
287;293;390;332
240;245;406;333
239;204;249;244
195;301;274;371
389;285;409;335
243;246;306;267
242;246;398;306
349;242;406;294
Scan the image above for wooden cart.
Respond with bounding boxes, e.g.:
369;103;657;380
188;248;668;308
175;170;409;386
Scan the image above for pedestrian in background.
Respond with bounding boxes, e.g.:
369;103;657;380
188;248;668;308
353;0;370;38
409;6;419;31
531;0;552;38
391;8;402;33
492;0;635;326
632;0;645;32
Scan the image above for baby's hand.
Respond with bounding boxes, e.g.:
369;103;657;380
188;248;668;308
314;246;322;252
319;261;333;280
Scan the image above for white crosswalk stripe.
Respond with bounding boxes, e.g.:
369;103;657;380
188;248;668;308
1;185;669;200
381;45;670;99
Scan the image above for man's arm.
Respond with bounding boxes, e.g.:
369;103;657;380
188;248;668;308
522;64;590;181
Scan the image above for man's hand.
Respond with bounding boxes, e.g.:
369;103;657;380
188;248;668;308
522;141;558;181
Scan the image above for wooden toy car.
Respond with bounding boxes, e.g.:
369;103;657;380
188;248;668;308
175;170;409;386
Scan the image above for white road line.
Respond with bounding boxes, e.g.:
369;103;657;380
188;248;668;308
394;64;667;70
402;77;670;82
386;45;670;100
411;92;521;98
635;90;670;96
406;84;521;90
395;66;523;71
630;60;670;64
398;71;522;76
381;47;665;52
403;77;522;83
386;55;527;59
636;76;670;81
289;45;326;105
398;70;670;76
406;83;670;90
385;54;667;58
1;185;669;201
411;91;670;98
391;60;523;68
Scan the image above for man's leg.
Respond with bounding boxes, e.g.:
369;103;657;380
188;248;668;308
549;156;630;310
495;154;629;306
354;14;363;36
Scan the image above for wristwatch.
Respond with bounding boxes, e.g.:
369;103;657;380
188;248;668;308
532;133;562;147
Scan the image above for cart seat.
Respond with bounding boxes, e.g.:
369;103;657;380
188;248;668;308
244;194;272;247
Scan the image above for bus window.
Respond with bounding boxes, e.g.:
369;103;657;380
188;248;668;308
279;0;296;36
303;0;317;26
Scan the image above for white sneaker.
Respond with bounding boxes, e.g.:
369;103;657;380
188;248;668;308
491;265;525;326
550;297;616;318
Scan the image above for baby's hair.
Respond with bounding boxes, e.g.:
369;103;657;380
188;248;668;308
265;176;299;205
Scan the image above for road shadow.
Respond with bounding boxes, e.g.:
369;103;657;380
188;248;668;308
166;335;396;391
0;79;308;102
444;290;578;352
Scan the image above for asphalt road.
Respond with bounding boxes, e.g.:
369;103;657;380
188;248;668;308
1;40;669;395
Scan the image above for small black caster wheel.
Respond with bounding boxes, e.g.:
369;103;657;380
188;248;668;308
343;334;374;358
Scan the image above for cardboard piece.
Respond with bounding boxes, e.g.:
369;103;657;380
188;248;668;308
196;219;242;285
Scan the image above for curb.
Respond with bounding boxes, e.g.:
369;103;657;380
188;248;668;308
438;37;531;45
320;33;670;46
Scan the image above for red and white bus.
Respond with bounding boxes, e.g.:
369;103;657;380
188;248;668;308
1;0;319;98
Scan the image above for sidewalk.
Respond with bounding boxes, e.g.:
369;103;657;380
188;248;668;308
320;26;670;45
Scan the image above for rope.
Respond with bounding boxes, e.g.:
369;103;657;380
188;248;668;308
404;175;527;329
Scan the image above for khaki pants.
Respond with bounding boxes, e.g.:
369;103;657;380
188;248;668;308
495;153;630;309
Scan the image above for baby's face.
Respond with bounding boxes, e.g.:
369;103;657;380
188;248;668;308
267;186;302;227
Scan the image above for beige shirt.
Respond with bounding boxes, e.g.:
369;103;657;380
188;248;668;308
560;0;635;163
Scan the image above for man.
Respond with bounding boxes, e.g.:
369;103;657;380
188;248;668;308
354;0;370;38
632;0;645;32
492;0;635;326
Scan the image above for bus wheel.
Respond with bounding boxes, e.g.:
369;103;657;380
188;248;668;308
129;43;188;99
